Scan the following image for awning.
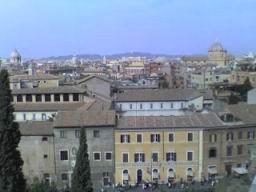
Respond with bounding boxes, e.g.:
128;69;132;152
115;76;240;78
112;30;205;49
208;167;218;175
187;170;193;177
232;167;248;175
123;174;129;180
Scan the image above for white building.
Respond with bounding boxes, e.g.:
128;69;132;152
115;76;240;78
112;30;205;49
114;89;213;116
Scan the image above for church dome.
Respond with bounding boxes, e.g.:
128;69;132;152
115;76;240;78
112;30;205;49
208;42;225;52
10;49;21;59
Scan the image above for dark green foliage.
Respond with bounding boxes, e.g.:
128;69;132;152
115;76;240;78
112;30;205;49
0;69;26;192
28;181;58;192
241;77;253;96
71;128;93;192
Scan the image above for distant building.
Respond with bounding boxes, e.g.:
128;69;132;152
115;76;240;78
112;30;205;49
229;70;256;87
10;49;22;65
248;88;256;104
208;42;230;68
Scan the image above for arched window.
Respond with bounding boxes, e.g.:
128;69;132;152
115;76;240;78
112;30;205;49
209;148;217;158
168;168;175;178
122;170;129;185
152;169;159;181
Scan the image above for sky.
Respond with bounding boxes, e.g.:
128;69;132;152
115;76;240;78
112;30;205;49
0;0;256;58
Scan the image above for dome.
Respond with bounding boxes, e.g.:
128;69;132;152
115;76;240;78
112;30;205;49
208;42;225;52
10;49;21;58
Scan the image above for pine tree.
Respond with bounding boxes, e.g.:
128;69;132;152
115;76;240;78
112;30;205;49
71;128;93;192
0;69;26;192
241;77;253;96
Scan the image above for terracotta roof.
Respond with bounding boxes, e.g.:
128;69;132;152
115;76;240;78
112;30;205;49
10;74;59;82
117;113;223;129
224;103;256;124
19;121;53;136
54;110;116;128
12;86;86;94
14;102;92;112
76;75;111;84
115;89;203;102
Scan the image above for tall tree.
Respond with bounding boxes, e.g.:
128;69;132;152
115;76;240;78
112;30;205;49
241;77;253;96
71;128;93;192
0;69;26;191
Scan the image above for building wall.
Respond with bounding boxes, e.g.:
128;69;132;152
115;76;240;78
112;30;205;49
203;128;256;178
54;127;114;190
38;79;59;88
115;129;200;185
14;111;56;122
248;89;256;104
19;135;55;184
77;77;111;99
115;98;205;116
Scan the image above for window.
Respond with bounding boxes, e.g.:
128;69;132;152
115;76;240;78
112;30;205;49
209;148;217;158
60;150;68;160
42;137;48;142
122;153;129;163
119;104;122;110
73;93;79;101
94;152;101;161
209;134;217;143
181;103;184;108
45;94;51;102
17;94;23;102
140;103;143;109
120;134;130;143
122;170;129;185
226;132;234;141
151;134;160;143
54;94;60;102
26;94;32;102
44;154;48;159
134;153;145;163
93;130;100;138
187;151;193;161
247;131;255;140
105;152;112;160
60;131;66;138
137;134;143;143
152;152;158;162
238;131;243;140
61;173;68;181
187;133;193;142
32;113;36;121
42;113;47;120
23;113;26;121
170;103;173;108
75;130;80;138
129;104;133;110
227;146;233;157
36;94;42;102
237;145;243;155
63;93;69;102
169;133;174;142
166;152;177;161
160;103;163;109
150;103;153;109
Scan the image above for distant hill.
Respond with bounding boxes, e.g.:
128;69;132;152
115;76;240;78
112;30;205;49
42;52;181;60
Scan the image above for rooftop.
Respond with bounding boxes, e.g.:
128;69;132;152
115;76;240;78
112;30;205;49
14;102;93;112
117;113;223;129
115;89;205;102
54;110;116;128
19;121;53;136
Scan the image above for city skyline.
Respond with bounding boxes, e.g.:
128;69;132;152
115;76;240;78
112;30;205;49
0;0;256;58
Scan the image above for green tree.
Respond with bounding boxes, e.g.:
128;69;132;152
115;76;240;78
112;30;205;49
71;128;93;192
240;77;253;97
0;69;26;192
28;181;58;192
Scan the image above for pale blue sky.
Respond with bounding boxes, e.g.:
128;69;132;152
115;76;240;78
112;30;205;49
0;0;255;58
